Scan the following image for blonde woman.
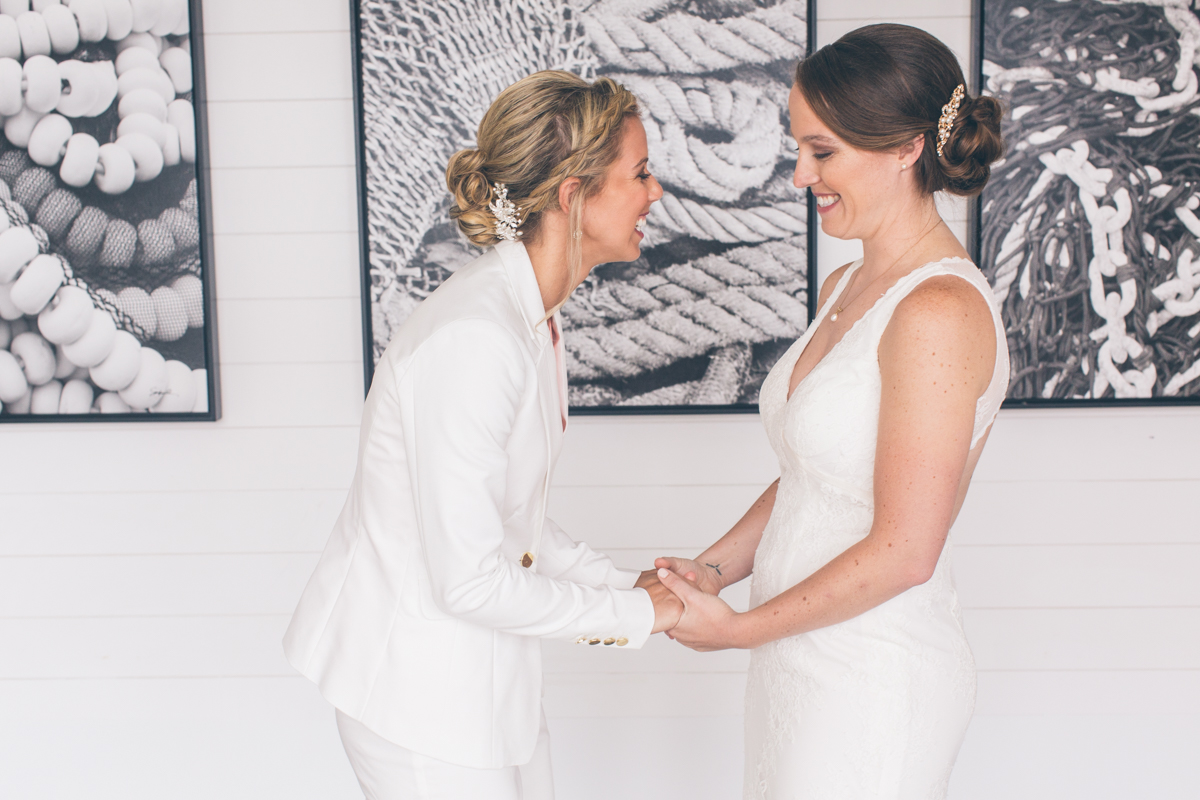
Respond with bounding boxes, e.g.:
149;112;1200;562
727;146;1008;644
284;71;673;800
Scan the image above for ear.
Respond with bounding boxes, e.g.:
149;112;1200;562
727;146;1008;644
557;177;581;215
898;133;926;167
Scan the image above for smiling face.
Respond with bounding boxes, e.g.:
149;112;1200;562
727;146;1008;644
789;84;916;241
579;116;663;269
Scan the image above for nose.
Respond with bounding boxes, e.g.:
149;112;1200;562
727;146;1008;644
793;157;818;190
649;175;664;203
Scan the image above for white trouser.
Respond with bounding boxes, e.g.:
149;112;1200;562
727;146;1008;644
336;710;555;800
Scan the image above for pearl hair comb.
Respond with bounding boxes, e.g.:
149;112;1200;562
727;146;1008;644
489;183;522;241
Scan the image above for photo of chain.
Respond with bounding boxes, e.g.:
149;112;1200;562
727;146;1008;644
979;0;1200;400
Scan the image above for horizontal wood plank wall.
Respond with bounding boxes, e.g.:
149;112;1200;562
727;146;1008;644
0;1;1196;799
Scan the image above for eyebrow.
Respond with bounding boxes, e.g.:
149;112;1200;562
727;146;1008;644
800;134;838;145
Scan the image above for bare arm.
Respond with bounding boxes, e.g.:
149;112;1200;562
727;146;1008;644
660;276;996;650
654;480;779;594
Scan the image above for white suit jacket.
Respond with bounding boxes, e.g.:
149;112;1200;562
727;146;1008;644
283;241;654;769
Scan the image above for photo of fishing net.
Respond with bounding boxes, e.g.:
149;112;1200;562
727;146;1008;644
356;0;812;409
978;0;1200;401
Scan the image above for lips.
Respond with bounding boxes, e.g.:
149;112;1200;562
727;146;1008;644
814;193;840;209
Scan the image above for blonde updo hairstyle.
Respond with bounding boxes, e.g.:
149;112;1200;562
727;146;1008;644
796;24;1004;197
446;71;641;308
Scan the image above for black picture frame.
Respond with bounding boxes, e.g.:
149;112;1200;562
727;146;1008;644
970;0;1200;406
0;0;220;423
352;0;818;414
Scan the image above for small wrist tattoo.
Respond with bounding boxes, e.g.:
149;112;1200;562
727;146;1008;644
705;563;722;576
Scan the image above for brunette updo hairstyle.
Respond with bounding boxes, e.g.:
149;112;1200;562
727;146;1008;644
445;71;640;299
795;24;1004;197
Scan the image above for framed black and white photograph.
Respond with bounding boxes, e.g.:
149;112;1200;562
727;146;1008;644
354;0;816;412
973;0;1200;404
0;0;217;421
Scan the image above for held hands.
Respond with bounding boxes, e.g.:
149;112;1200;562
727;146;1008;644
636;568;684;634
653;557;723;596
653;566;742;652
636;560;742;650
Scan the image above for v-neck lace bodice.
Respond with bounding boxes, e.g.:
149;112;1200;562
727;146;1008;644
771;257;1009;454
742;257;1010;800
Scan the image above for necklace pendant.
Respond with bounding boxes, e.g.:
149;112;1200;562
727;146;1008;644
830;310;840;322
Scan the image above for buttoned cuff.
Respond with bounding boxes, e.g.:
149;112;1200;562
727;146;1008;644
572;586;654;650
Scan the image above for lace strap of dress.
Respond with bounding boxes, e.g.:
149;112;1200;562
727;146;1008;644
863;258;1010;448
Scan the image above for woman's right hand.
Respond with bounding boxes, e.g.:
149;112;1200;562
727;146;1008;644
638;574;685;634
654;557;723;596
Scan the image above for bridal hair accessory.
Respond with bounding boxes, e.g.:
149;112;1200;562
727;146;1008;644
490;183;523;241
936;84;965;158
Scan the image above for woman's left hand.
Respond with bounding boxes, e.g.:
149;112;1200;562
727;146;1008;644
656;567;743;651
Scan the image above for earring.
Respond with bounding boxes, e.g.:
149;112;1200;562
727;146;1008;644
900;163;908;170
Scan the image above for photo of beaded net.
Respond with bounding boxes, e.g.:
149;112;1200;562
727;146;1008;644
979;0;1200;400
0;0;213;420
357;0;812;409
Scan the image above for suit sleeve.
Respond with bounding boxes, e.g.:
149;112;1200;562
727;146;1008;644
401;320;654;646
536;517;642;589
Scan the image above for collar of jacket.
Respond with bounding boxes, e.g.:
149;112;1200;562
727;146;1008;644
494;240;555;345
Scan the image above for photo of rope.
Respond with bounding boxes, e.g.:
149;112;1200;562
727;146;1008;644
976;0;1200;402
0;0;215;421
355;0;813;410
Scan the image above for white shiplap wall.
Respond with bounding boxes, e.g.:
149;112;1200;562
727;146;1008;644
1;1;1197;798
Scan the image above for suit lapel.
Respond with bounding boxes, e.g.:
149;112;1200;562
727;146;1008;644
494;242;564;562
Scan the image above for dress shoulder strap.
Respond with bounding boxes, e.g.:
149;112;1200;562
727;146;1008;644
864;257;1010;449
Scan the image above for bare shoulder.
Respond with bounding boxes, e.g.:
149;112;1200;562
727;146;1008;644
891;274;994;341
816;262;855;307
880;275;996;389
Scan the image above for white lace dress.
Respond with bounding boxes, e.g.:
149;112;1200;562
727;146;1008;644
743;257;1010;800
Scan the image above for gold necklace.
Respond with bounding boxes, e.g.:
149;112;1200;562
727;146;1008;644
829;220;940;323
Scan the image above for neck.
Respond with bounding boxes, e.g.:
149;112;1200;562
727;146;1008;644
523;212;597;313
857;192;943;282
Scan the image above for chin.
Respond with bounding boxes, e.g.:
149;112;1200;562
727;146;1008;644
819;219;855;241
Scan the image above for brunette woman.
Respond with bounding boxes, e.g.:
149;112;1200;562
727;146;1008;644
655;25;1008;799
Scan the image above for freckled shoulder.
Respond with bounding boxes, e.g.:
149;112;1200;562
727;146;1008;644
880;274;997;388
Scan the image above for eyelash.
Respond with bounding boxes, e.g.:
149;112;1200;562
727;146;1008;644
788;146;833;161
638;171;652;180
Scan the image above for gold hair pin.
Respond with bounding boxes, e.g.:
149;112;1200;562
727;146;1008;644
936;84;965;158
